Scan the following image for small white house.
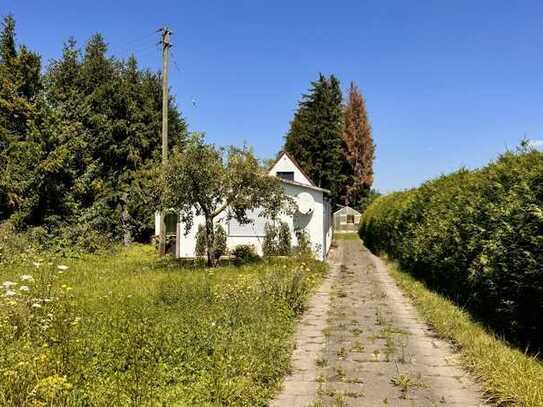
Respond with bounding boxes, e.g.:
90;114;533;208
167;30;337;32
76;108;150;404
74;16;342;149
156;151;333;260
333;205;361;232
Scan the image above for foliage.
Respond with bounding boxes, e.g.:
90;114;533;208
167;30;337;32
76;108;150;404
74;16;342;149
294;228;312;255
0;16;187;249
212;223;227;260
195;224;207;257
360;148;543;351
0;245;326;405
160;133;291;266
343;82;375;209
277;221;292;256
262;223;278;256
284;74;349;207
262;222;292;257
231;244;259;266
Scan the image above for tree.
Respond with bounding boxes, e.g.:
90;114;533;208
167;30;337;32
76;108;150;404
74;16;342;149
343;82;375;209
0;16;42;222
160;134;291;266
284;74;349;207
0;17;188;249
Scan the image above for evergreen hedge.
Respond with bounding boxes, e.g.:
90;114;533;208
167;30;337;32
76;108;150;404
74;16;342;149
359;149;543;350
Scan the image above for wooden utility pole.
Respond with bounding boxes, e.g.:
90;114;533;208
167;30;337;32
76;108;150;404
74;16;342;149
158;27;172;256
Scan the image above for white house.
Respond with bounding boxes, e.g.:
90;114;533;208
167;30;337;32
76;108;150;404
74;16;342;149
156;151;333;260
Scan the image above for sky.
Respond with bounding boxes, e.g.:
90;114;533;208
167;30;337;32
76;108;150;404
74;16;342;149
2;0;542;192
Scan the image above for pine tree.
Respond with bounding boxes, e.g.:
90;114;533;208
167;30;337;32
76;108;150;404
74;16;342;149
0;16;42;222
284;74;348;206
343;82;375;209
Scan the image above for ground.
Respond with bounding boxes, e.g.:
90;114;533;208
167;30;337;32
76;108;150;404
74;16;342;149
272;237;486;406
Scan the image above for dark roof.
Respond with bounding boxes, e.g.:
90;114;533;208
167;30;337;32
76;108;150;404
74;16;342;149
268;151;316;187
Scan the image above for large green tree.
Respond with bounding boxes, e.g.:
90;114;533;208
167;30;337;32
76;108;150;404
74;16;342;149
343;82;375;209
0;15;42;221
0;16;187;248
284;74;349;206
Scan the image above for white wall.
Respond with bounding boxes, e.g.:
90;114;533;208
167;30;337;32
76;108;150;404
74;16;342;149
268;153;313;186
170;182;330;261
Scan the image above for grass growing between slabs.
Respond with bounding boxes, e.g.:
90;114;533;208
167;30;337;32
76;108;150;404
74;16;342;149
386;260;543;407
332;232;359;240
0;244;326;406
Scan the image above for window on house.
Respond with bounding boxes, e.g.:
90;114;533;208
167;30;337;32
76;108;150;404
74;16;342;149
165;213;177;235
347;215;355;224
276;171;294;181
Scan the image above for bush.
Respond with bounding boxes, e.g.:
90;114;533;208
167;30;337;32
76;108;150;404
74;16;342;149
195;223;227;260
277;222;291;256
263;222;291;257
294;229;311;255
212;224;227;260
262;223;278;256
359;149;543;350
231;244;259;266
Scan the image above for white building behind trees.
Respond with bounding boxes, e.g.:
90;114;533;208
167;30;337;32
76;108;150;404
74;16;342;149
156;151;333;260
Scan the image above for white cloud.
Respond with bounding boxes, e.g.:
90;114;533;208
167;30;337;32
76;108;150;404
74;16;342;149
527;139;543;150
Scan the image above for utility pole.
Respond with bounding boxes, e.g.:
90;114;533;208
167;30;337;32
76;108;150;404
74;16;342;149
158;27;172;256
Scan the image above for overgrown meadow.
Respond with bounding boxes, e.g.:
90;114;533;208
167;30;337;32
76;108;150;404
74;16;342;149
0;245;326;406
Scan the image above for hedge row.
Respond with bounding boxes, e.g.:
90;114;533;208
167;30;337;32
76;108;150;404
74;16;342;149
359;149;543;351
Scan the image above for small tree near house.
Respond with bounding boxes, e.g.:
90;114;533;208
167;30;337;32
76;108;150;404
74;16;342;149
159;134;291;266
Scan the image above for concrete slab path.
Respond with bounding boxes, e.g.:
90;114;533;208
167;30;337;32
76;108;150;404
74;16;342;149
271;238;488;406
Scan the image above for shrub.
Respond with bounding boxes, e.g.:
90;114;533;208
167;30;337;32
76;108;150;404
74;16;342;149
277;222;291;256
212;224;227;260
263;222;291;257
195;224;207;257
262;223;278;256
195;223;226;260
359;149;543;350
231;244;259;266
294;229;311;255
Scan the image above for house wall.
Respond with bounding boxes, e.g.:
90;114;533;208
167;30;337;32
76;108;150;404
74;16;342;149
269;154;313;186
170;182;330;261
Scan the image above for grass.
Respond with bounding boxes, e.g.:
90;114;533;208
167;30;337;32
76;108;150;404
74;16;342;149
386;260;543;407
0;244;326;406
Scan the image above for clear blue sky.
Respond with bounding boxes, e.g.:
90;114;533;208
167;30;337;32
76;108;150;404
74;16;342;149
3;0;542;192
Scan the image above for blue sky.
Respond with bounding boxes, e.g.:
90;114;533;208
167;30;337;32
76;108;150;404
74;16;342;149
3;0;542;192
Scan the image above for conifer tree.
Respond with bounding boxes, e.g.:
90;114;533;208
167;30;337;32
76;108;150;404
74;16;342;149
284;74;348;206
343;82;375;209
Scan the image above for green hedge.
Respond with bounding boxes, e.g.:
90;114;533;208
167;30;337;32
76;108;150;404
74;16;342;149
359;149;543;350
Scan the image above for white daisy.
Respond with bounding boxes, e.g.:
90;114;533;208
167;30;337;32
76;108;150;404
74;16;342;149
2;281;17;288
20;275;34;282
19;286;30;292
57;265;69;271
5;290;16;297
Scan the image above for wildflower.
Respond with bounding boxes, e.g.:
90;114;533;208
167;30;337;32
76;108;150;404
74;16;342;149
57;265;69;271
2;281;17;288
5;290;16;297
32;303;42;309
32;262;41;268
19;285;30;292
20;275;34;282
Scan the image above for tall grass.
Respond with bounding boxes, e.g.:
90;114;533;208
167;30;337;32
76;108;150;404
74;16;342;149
0;245;326;406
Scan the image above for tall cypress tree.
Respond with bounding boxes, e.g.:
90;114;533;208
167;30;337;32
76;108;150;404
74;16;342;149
284;74;348;206
343;82;375;209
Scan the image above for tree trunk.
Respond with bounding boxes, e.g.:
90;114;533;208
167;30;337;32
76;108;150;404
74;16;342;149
205;216;215;267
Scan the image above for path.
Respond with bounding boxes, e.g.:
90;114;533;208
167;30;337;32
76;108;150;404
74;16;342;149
272;238;487;406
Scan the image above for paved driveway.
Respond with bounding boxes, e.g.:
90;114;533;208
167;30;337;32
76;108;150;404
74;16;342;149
272;238;487;406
